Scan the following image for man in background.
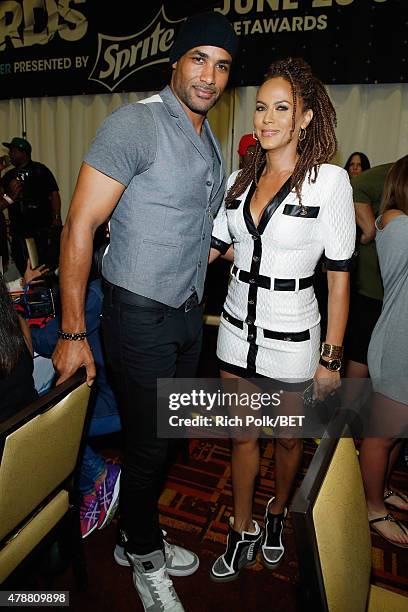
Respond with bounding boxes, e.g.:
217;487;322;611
1;137;62;273
344;162;393;380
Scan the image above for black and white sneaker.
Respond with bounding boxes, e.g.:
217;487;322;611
210;517;262;582
261;497;287;569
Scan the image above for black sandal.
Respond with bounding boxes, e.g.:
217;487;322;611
384;489;408;512
369;513;408;548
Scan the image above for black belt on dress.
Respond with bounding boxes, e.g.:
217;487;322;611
222;309;310;342
231;265;313;291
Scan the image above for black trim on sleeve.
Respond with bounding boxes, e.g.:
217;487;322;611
211;236;231;255
325;256;354;271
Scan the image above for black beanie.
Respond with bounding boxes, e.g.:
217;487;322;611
169;11;238;64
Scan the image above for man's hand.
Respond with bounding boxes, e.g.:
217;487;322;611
0;155;10;172
52;338;96;386
355;202;376;244
8;178;22;201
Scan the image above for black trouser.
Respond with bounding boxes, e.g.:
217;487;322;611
101;281;202;555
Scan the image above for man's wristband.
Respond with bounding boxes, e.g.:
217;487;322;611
3;193;14;205
57;329;87;341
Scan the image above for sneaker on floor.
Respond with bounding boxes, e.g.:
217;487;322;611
261;497;287;569
164;535;199;576
128;549;185;611
80;491;100;539
210;517;262;582
114;529;199;576
95;462;121;529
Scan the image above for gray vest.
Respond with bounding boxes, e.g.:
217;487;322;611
102;87;225;307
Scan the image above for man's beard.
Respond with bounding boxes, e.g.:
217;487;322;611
178;84;220;116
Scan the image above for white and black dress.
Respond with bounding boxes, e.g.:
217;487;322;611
211;163;356;386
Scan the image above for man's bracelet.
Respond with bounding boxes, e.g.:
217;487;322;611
3;193;14;205
57;329;87;341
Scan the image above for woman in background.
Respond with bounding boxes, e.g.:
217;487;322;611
360;155;408;547
344;151;370;179
0;272;37;420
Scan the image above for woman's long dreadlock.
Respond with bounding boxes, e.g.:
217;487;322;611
226;57;337;206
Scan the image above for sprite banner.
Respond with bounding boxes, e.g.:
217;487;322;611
0;0;403;100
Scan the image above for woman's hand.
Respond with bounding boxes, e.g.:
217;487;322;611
22;259;49;285
313;363;341;402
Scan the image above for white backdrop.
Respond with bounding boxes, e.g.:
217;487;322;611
1;83;407;219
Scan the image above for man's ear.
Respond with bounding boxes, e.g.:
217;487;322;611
172;61;177;70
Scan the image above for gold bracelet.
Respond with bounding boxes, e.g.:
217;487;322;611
321;342;344;359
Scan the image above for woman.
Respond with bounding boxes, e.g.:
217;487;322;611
360;155;408;547
0;272;38;421
209;57;356;580
344;151;370;178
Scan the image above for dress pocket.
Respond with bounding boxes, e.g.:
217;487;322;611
282;204;320;218
270;211;318;249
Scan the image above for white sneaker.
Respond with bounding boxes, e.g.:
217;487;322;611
128;549;185;612
114;529;199;576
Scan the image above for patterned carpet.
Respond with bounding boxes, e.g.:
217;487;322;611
158;437;408;598
29;434;407;612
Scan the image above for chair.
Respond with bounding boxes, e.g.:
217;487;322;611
0;369;91;585
25;237;39;270
291;421;408;612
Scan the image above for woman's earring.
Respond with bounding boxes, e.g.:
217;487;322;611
299;127;307;142
252;130;258;141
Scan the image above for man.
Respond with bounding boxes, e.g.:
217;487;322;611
1;137;62;273
1;179;48;289
52;11;238;611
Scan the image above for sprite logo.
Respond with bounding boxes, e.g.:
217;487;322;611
89;7;185;92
